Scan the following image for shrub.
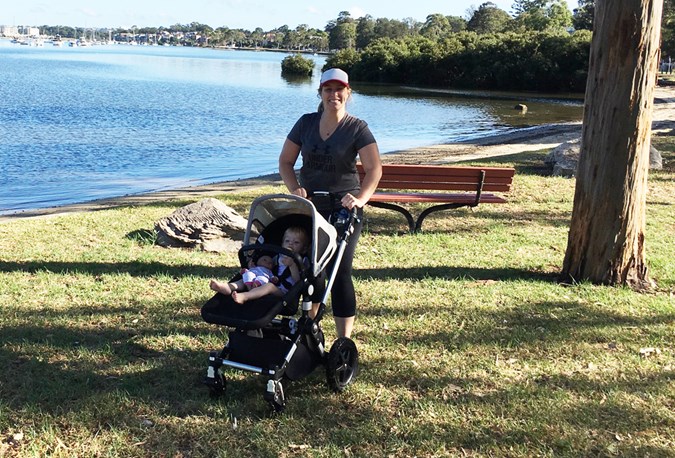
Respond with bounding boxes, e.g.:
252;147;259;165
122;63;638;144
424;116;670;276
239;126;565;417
323;48;361;74
281;54;314;76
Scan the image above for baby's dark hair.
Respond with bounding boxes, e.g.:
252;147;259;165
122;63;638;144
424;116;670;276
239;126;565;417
252;249;275;263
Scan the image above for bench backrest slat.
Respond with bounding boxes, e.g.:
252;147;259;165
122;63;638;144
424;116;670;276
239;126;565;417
357;164;515;192
375;180;511;192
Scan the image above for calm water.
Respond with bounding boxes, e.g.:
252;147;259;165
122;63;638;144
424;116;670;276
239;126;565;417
0;40;583;215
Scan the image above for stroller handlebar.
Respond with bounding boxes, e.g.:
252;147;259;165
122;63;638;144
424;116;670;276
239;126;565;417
305;191;360;237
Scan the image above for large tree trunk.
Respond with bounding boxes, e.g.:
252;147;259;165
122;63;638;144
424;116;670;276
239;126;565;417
561;0;663;289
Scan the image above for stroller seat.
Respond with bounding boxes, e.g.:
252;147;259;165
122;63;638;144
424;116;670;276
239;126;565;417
201;279;303;330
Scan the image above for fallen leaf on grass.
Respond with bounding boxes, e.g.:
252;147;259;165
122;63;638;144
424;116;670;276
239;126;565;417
639;347;661;358
442;383;464;400
5;433;23;445
471;279;497;287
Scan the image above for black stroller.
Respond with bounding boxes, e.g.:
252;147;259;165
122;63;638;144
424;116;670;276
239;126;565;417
201;193;360;412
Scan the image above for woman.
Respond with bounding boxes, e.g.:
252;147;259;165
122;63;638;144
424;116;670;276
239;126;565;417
278;68;382;339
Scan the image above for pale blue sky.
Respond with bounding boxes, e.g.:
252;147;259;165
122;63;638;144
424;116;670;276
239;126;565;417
2;0;527;30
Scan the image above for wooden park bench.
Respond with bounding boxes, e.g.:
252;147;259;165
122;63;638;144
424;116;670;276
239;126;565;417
357;163;516;233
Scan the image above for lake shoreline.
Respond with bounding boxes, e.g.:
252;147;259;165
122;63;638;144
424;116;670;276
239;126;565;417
2;86;673;223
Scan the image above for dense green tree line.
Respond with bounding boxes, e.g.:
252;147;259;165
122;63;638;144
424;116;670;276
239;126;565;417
35;0;675;92
326;29;591;92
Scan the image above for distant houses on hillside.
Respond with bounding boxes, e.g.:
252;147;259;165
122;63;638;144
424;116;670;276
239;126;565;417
1;24;209;46
1;25;40;37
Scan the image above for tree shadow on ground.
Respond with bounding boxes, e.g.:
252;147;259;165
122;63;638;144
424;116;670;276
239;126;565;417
355;265;558;283
0;260;224;279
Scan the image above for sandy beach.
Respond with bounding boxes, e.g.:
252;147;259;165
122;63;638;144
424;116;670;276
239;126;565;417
2;86;673;222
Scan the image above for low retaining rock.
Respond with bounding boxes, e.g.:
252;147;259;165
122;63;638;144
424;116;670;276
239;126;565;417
545;139;663;177
155;198;247;252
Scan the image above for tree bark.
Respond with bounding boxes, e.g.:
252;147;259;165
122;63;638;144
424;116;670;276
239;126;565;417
561;0;663;289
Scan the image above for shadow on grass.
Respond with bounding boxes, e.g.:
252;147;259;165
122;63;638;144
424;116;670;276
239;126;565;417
2;292;673;455
0;308;262;417
346;298;675;454
1;259;560;285
362;298;675;350
423;206;572;229
289;358;674;457
355;265;558;282
0;260;225;279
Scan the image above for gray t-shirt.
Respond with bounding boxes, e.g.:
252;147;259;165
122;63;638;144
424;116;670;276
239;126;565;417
287;112;376;200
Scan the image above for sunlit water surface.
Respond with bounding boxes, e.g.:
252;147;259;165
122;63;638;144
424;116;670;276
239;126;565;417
0;40;583;214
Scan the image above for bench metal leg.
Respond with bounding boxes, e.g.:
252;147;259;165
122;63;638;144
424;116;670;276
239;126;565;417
415;203;472;232
366;201;416;233
367;201;476;233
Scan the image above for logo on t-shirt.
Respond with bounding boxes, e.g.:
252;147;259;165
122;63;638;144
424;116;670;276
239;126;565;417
306;144;336;173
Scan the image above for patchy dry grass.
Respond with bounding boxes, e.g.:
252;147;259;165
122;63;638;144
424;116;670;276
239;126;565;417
0;152;673;457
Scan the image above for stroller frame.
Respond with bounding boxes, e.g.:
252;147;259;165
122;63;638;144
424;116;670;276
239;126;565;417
202;193;360;412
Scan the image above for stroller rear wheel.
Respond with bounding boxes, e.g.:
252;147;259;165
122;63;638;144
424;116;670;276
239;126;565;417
205;372;226;397
326;337;359;392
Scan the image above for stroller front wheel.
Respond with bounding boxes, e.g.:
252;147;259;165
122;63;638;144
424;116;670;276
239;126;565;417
326;337;359;392
204;351;226;397
264;379;286;413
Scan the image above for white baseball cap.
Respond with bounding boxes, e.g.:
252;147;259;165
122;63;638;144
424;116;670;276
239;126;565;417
320;68;350;87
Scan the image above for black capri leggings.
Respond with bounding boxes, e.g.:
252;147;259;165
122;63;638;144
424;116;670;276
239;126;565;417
314;207;363;318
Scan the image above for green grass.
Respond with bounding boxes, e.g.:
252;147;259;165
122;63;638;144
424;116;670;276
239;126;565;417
1;148;673;457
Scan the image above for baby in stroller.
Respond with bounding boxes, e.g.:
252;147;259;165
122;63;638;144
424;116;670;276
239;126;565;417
209;226;310;304
209;252;276;294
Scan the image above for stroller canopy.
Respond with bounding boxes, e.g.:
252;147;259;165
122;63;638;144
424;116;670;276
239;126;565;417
245;194;337;278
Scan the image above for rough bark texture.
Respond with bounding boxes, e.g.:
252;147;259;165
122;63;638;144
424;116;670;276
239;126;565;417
561;0;663;289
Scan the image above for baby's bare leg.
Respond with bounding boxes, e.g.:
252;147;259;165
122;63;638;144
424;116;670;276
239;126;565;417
232;283;281;304
210;279;232;295
210;278;248;295
209;279;231;295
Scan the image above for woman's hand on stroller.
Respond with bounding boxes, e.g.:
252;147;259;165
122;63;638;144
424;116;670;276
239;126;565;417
291;187;308;198
340;192;364;210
